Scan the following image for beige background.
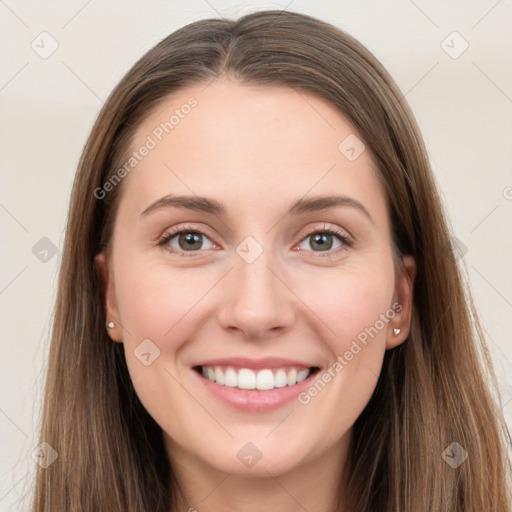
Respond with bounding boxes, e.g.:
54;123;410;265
1;0;511;509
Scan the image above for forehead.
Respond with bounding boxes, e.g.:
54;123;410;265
118;78;386;222
133;77;365;165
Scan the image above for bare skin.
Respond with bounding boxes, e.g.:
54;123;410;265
95;75;416;512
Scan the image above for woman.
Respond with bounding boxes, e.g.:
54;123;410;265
31;9;512;511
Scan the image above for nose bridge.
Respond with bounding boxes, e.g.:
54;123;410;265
218;235;294;338
237;244;276;300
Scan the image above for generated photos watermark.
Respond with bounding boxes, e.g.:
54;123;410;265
298;302;402;405
94;96;198;200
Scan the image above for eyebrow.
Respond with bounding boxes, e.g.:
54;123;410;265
140;193;374;224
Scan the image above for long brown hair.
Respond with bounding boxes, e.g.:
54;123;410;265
31;9;512;511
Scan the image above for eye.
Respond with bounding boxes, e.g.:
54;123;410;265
158;224;216;257
158;223;353;258
296;224;353;257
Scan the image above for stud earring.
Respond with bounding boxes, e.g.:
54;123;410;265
393;328;401;336
106;321;115;329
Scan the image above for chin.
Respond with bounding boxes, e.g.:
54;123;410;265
201;438;310;477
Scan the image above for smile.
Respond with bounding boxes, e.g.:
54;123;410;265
195;365;319;391
192;363;321;412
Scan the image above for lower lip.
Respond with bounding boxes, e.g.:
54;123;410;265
193;368;318;412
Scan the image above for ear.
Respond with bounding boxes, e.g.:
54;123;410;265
386;255;416;350
94;251;123;343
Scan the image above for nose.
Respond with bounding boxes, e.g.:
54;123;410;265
217;248;296;341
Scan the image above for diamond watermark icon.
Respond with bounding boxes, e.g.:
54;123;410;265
134;338;161;366
450;236;468;261
236;441;263;468
236;236;263;264
32;237;58;263
31;31;59;59
31;442;58;469
441;31;469;59
338;134;365;161
442;442;468;468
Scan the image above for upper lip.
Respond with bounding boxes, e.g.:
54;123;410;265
192;357;319;370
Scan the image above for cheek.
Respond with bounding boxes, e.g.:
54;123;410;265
291;264;395;441
294;263;395;354
113;258;224;391
113;263;206;423
114;260;209;344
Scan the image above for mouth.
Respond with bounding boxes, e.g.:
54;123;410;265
193;364;321;391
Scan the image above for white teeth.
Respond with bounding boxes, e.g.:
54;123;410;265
214;367;225;385
199;365;313;390
274;369;288;388
296;369;309;383
224;368;238;387
286;368;297;386
238;368;256;390
256;369;274;390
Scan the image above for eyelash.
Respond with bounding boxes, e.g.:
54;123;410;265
157;223;353;259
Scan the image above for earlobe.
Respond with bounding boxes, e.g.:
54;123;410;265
94;252;122;343
386;255;416;350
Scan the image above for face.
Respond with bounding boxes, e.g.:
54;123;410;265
95;76;415;481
